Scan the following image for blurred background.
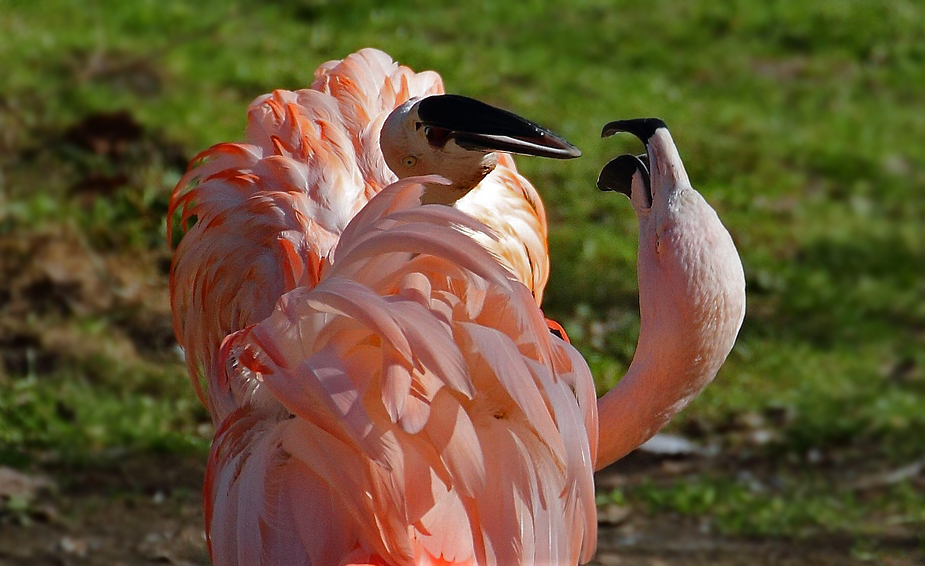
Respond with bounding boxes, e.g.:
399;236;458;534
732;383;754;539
1;1;922;564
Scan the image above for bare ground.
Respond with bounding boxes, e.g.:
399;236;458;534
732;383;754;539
1;453;921;566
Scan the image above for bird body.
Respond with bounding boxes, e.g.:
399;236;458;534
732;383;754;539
169;49;560;423
205;177;598;566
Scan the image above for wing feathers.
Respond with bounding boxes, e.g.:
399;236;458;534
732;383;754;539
179;48;598;566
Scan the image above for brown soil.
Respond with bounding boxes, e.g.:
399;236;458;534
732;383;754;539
0;455;209;566
1;454;920;566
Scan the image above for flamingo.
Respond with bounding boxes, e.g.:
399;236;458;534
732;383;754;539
594;118;745;467
169;49;575;424
168;49;745;565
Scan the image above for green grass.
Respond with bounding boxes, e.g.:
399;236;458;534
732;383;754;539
2;0;923;540
0;365;209;467
603;473;925;538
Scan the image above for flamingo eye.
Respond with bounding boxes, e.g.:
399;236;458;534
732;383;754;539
402;156;418;168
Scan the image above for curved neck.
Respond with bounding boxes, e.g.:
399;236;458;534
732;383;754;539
418;154;498;205
594;189;745;471
595;336;709;470
420;177;482;205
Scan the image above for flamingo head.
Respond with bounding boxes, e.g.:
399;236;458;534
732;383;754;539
596;118;679;213
381;94;580;204
592;118;747;468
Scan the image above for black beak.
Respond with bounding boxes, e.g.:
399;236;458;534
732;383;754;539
601;118;666;143
599;118;666;206
416;94;581;159
597;154;649;199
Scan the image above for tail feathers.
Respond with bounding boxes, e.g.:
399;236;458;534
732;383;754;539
206;408;402;566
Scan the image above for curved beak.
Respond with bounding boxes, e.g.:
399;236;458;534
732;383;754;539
601;118;666;143
597;154;649;199
599;118;666;207
416;94;581;159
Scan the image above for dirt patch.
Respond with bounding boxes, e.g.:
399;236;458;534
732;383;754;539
0;455;208;566
0;105;184;380
1;453;920;566
592;525;917;566
0;229;176;378
591;452;924;566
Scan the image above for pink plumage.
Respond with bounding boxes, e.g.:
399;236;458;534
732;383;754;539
169;48;747;566
205;177;599;565
169;49;597;565
169;49;553;425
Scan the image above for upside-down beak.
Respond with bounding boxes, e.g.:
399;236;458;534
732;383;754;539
415;94;581;159
598;118;666;207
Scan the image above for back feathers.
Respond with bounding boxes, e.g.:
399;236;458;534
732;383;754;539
206;176;599;566
168;49;443;420
168;49;550;424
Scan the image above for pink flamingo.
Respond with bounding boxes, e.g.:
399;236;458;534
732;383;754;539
168;49;745;565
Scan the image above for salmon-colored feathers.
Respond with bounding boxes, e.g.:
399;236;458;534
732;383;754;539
170;49;596;565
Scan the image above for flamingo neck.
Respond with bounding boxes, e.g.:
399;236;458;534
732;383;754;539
420;155;498;205
594;189;745;471
594;333;713;470
420;180;477;205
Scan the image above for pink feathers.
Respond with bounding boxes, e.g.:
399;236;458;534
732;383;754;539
169;48;598;563
169;50;444;421
168;49;551;424
170;48;747;566
205;177;598;565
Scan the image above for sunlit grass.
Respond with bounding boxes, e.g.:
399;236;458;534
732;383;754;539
604;473;925;538
1;0;922;540
0;359;209;467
